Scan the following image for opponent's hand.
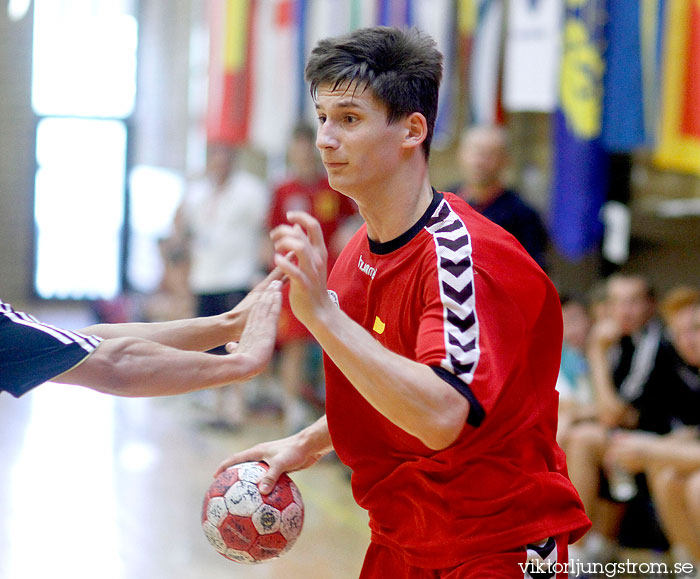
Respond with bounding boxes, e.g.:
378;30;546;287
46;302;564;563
270;211;332;329
225;280;282;377
214;430;328;495
225;268;286;340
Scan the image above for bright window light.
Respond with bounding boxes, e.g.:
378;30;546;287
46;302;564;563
34;118;127;300
31;0;137;300
128;166;185;294
32;1;137;118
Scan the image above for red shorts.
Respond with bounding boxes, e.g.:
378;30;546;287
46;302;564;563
276;285;312;345
359;535;569;579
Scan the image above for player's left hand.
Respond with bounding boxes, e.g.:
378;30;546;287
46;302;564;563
270;211;332;329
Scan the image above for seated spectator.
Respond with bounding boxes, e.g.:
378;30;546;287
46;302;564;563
556;294;596;450
606;289;700;564
566;274;682;562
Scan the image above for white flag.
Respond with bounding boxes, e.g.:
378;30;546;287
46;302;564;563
502;0;563;112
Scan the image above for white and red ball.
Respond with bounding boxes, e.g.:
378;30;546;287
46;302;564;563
202;461;304;564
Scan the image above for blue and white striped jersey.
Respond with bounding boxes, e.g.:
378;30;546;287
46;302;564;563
0;300;102;397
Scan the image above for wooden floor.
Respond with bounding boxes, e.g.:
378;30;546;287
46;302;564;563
0;307;370;579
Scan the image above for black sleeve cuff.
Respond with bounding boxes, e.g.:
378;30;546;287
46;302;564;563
431;366;486;427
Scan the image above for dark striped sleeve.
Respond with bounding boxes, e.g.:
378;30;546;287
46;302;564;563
0;301;102;397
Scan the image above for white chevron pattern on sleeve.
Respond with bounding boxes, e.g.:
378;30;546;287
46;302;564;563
425;199;480;385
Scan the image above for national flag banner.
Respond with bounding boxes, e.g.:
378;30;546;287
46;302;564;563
600;0;646;151
457;0;477;116
468;0;505;125
349;0;378;29
377;0;413;27
413;0;455;149
250;0;301;156
206;0;255;145
303;0;354;124
640;0;666;147
549;0;609;261
655;0;700;174
296;0;309;119
502;0;563;113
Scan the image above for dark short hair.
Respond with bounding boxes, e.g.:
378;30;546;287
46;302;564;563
304;26;443;158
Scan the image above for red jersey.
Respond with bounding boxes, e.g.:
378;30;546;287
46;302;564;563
325;191;590;568
269;176;356;343
268;176;356;264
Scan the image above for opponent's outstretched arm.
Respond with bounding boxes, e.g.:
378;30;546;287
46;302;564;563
80;268;284;352
57;280;282;397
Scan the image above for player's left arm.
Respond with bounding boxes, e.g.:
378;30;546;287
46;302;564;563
272;212;468;451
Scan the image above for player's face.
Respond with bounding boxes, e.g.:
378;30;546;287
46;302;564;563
562;301;591;351
668;304;700;367
607;278;654;335
314;82;406;199
459;129;507;188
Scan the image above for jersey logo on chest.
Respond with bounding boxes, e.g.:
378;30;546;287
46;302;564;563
357;254;377;279
372;316;386;335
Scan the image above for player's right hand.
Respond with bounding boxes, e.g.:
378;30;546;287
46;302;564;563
214;417;333;494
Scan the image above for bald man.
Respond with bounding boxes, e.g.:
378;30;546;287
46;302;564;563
450;125;548;269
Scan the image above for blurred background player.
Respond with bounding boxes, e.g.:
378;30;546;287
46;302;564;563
176;144;270;430
265;124;357;433
448;125;548;270
556;294;596;451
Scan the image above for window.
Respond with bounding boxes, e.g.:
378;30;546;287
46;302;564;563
32;0;137;299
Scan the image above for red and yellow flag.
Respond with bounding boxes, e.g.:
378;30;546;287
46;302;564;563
655;0;700;174
206;0;255;145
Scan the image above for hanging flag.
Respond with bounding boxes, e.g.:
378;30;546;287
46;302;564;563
456;0;477;129
206;0;255;145
655;0;700;174
413;0;455;149
468;0;505;125
250;0;301;156
640;0;666;147
549;0;609;261
600;0;646;151
502;0;563;113
303;0;355;123
377;0;413;27
296;0;310;119
350;0;378;29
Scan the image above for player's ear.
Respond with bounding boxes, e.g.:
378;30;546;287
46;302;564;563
401;112;428;152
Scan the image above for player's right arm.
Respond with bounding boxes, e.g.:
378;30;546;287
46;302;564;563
58;281;281;397
214;415;333;494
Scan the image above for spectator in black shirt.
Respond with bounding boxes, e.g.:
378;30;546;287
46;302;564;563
448;125;548;269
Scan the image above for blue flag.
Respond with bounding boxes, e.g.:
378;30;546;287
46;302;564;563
549;0;609;261
601;0;646;151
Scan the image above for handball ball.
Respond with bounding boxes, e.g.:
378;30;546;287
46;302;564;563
202;461;304;564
